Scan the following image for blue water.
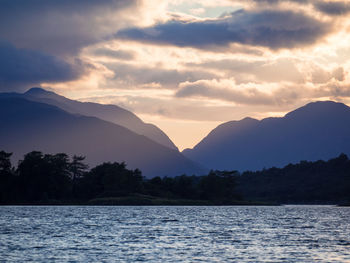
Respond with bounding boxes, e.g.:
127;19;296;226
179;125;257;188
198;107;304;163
0;206;350;262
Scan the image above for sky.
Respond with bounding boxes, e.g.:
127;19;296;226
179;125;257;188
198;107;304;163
1;0;350;150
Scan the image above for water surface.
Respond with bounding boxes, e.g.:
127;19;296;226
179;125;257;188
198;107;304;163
1;206;350;262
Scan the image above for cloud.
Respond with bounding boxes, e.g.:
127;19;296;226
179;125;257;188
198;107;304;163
175;79;299;105
316;81;350;98
175;72;350;107
0;41;87;92
104;62;217;89
0;0;139;56
186;57;347;86
310;66;346;84
79;93;255;122
245;0;350;17
93;48;136;60
248;0;309;4
314;1;350;16
116;9;331;50
187;58;305;84
0;0;141;91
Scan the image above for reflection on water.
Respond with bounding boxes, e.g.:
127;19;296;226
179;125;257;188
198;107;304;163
0;206;350;262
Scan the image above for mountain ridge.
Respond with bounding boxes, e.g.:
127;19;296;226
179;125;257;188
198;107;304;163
1;87;178;151
0;96;204;178
183;100;350;172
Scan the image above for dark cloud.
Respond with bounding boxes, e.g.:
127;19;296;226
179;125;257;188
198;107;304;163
314;1;350;16
249;0;350;16
0;0;138;56
0;41;86;92
0;0;137;91
116;9;331;50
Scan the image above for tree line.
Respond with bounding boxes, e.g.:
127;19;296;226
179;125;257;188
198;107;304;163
236;153;350;204
1;150;349;205
0;150;241;205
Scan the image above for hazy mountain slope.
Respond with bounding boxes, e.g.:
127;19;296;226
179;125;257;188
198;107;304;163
183;101;350;171
0;97;203;178
13;87;178;151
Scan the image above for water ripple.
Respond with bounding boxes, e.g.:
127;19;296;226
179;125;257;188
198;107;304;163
0;206;350;262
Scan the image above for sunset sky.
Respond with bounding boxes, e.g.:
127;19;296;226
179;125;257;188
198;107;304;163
1;0;350;150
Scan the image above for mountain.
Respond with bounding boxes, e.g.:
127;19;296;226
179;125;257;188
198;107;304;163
183;101;350;171
1;87;178;151
0;97;203;178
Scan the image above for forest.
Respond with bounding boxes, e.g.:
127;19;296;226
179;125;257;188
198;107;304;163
0;150;242;205
237;153;350;204
1;150;349;205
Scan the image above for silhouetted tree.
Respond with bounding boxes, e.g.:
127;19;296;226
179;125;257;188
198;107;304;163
4;149;348;205
0;151;15;203
44;153;72;200
0;151;12;172
17;151;46;201
172;175;198;199
199;170;239;203
81;162;143;198
17;151;72;201
70;155;88;198
237;153;350;203
70;155;88;181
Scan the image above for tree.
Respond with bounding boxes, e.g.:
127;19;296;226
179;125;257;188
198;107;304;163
17;151;73;201
83;162;143;198
44;153;72;200
17;151;46;201
0;151;12;173
199;170;240;203
69;155;88;198
172;175;198;199
70;155;88;181
0;151;15;203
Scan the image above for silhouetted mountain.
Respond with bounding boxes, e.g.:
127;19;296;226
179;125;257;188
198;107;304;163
183;101;350;171
1;87;178;150
0;97;203;178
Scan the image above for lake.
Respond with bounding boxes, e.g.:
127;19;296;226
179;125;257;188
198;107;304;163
0;206;350;262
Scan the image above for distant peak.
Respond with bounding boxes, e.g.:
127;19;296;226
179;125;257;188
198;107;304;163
304;100;344;107
304;100;348;109
285;100;350;119
24;87;59;98
25;87;50;94
241;117;258;122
